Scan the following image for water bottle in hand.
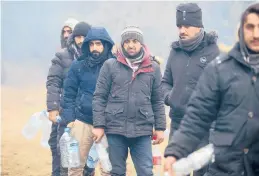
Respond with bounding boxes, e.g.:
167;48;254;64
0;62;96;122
40;110;52;148
68;136;80;168
172;144;214;176
60;127;71;168
87;144;99;169
152;135;162;176
95;135;112;172
22;111;43;139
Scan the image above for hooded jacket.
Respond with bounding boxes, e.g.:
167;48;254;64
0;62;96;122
60;27;115;125
60;18;78;49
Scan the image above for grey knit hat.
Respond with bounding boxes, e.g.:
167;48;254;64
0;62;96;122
176;3;203;28
121;26;144;45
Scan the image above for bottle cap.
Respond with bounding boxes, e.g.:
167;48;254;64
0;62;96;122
152;135;157;140
65;127;71;132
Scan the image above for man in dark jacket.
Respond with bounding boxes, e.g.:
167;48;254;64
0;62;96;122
164;3;259;176
92;26;166;176
61;27;114;176
161;3;219;176
162;2;219;132
46;21;91;176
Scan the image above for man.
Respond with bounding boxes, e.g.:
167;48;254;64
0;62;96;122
92;26;166;175
164;3;259;176
46;21;91;176
161;3;219;175
61;27;115;176
60;18;79;49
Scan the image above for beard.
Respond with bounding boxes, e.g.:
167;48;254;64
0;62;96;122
90;51;101;58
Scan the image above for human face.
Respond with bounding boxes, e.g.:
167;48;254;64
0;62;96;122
178;25;201;40
123;39;142;56
74;36;85;48
89;40;104;57
243;13;259;52
62;26;72;39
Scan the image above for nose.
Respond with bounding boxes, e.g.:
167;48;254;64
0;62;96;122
128;41;134;48
179;26;186;34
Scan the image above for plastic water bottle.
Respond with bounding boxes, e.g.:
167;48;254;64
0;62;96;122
60;127;71;168
40;110;52;148
68;136;80;168
87;144;99;169
164;144;214;176
95;135;112;172
152;135;162;176
22;111;43;139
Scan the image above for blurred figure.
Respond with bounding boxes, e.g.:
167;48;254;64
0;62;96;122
164;3;259;176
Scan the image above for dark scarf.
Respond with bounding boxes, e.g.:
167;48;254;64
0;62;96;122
122;47;144;63
179;28;205;52
69;43;82;60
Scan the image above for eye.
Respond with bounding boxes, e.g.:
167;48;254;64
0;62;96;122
125;40;130;44
246;24;254;31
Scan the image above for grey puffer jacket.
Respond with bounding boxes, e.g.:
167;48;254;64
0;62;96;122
46;36;80;112
93;46;166;138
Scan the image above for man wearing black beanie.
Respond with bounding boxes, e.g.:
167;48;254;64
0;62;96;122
162;3;219;176
46;21;92;176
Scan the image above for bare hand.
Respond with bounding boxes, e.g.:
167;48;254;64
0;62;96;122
164;156;177;176
152;130;164;145
48;110;59;123
92;128;105;143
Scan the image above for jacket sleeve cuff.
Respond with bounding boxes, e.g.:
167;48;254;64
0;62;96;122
93;125;106;129
155;128;166;131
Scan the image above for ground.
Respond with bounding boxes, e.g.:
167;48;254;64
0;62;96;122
1;84;170;176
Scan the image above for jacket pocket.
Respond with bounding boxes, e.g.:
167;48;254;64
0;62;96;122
104;103;125;127
137;107;155;126
77;93;93;116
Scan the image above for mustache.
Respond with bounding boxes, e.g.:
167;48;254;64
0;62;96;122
126;47;134;50
179;34;187;38
77;43;83;48
91;50;100;54
251;38;259;43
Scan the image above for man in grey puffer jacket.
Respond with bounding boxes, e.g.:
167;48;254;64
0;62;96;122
46;21;91;176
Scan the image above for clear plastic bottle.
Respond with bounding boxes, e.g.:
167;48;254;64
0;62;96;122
68;136;80;168
86;144;99;169
152;135;162;176
95;135;112;172
60;127;71;168
40;110;52;148
170;144;215;176
22;111;43;139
